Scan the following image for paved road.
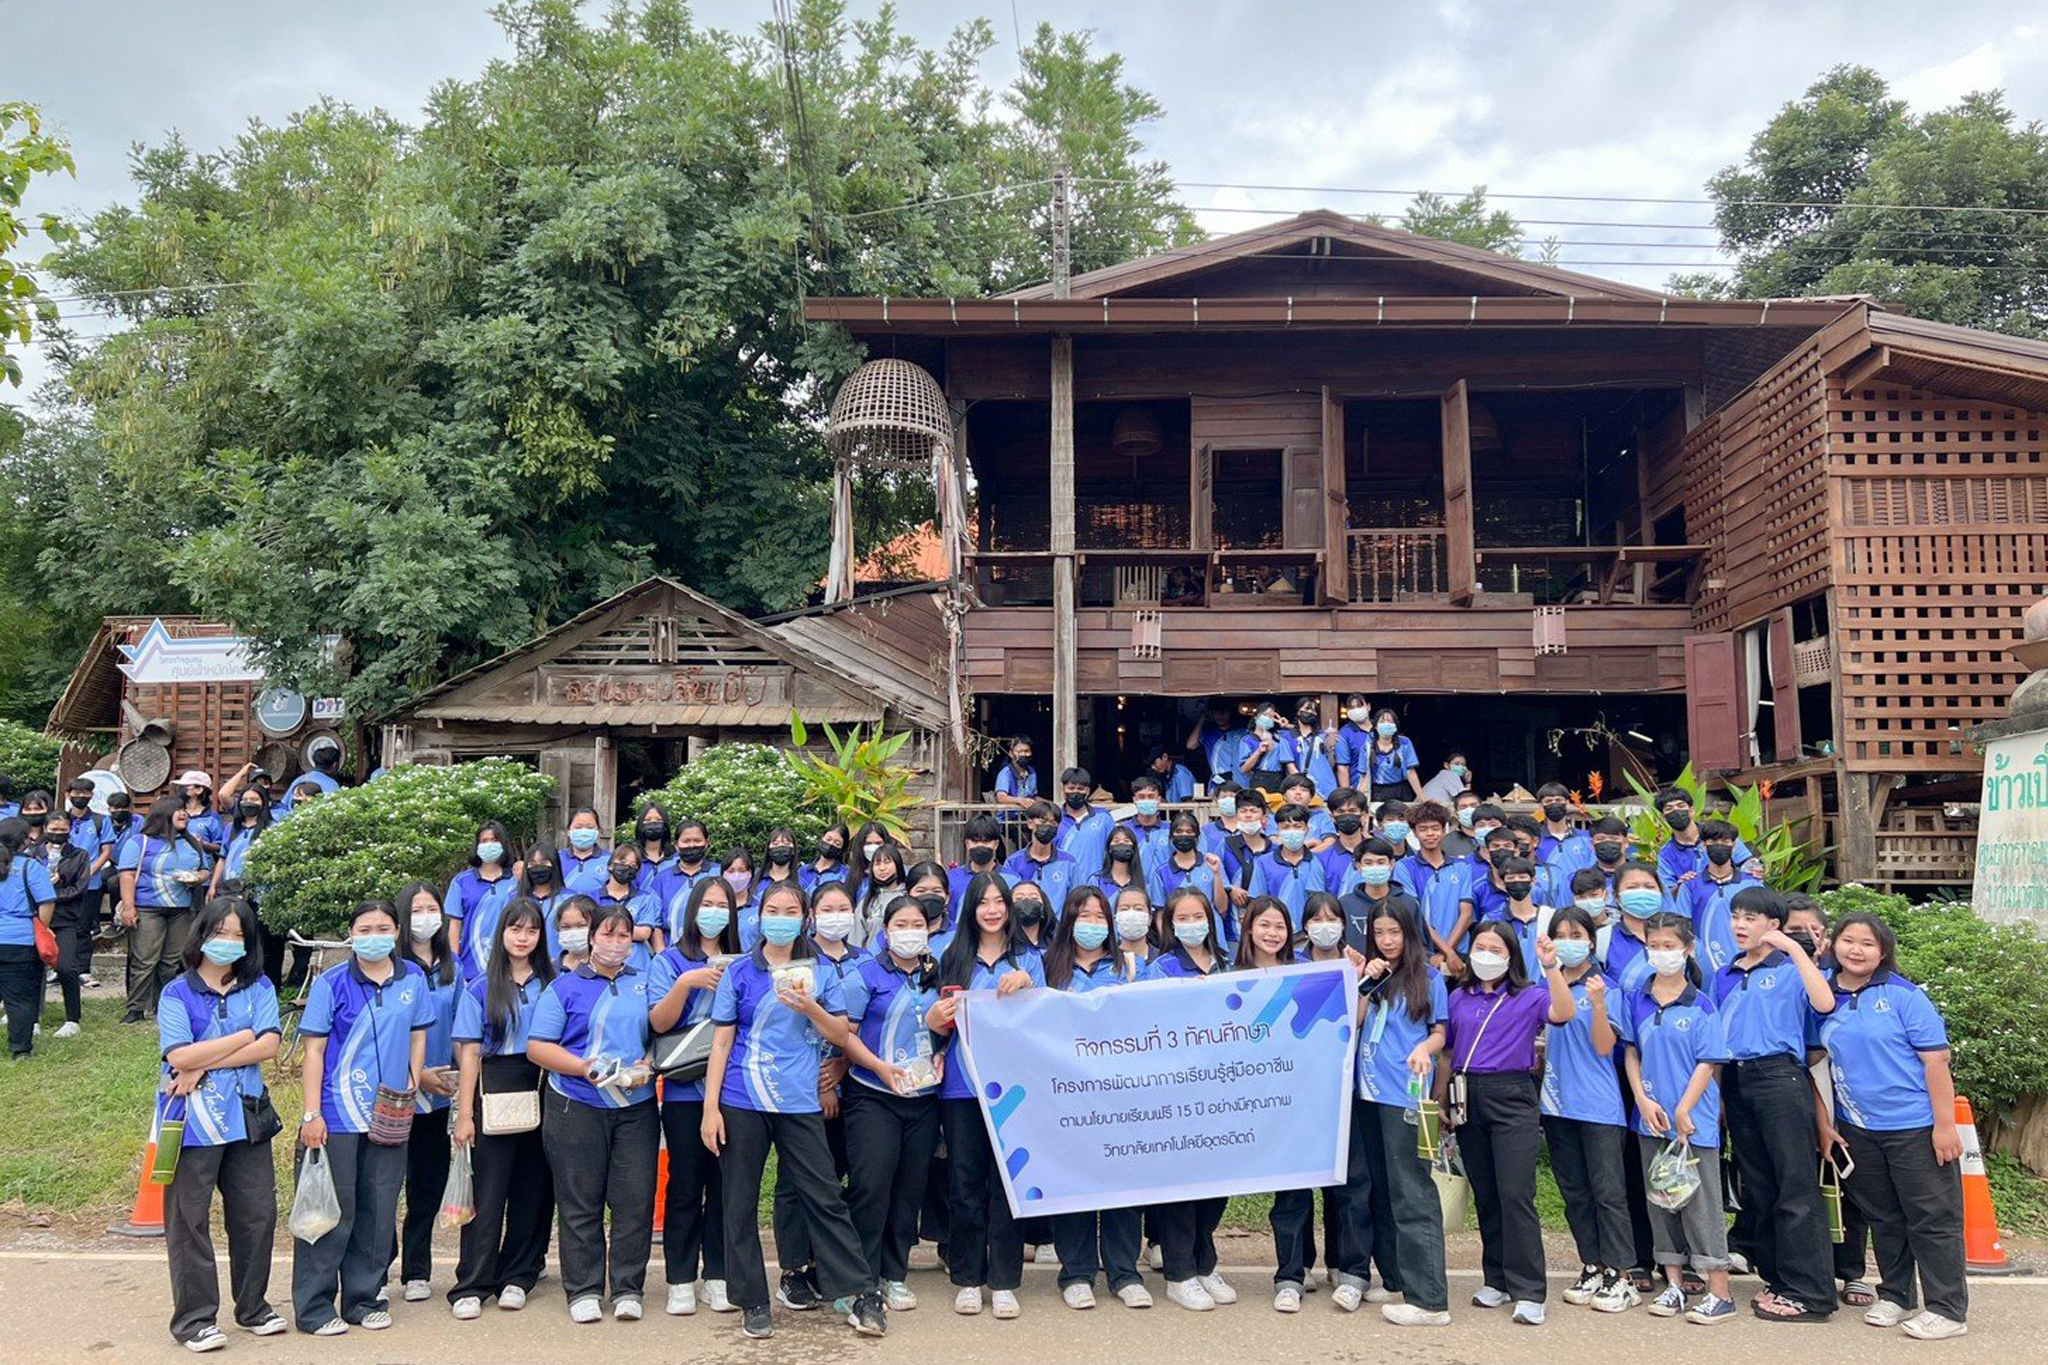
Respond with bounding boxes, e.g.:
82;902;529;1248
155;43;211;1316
0;1232;2037;1365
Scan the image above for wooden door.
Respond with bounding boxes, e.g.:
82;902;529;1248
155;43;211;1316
1768;608;1802;761
1282;446;1323;549
1321;387;1349;600
1684;633;1742;772
1441;380;1476;605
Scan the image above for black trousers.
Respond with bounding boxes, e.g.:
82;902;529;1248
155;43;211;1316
1354;1096;1404;1291
1616;1056;1658;1273
658;1099;725;1285
719;1106;876;1310
451;1121;553;1302
1724;1056;1835;1312
1053;1205;1142;1291
942;1097;1023;1290
771;1106;846;1272
1153;1197;1226;1282
1843;1123;1968;1322
392;1107;452;1283
0;943;39;1056
843;1083;941;1283
290;1133;406;1331
540;1091;658;1303
1460;1071;1546;1303
1542;1115;1635;1270
1836;1186;1871;1283
1363;1100;1447;1311
166;1138;278;1343
258;923;313;994
51;899;94;1023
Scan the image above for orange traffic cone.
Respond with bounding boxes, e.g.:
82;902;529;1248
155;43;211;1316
1955;1097;2012;1275
108;1107;167;1238
651;1145;670;1244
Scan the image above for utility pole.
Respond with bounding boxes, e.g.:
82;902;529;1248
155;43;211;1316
1051;164;1071;300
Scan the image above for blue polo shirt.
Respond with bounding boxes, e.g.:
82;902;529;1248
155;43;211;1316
285;771;340;807
1117;816;1173;867
1618;985;1729;1146
1059;954;1128;996
798;862;851;896
646;945;723;1103
659;863;725;942
0;856;56;948
937;948;1046;1100
1363;735;1419;788
1817;970;1947;1131
1152;856;1225;914
711;947;849;1113
1254;849;1327;927
994;763;1039;800
843;951;941;1096
68;813;115;891
1539;829;1595;882
218;822;266;885
592;887;663;970
183;808;226;853
1395;852;1471;950
118;836;209;910
1687;873;1758;974
299;958;434;1132
446;867;518;971
1155;763;1197;804
1238;729;1296;777
1001;848;1078;917
557;847;610;896
1606;924;1653;995
157;972;282;1146
452;974;544;1057
411;961;462;1113
948;862;1018;919
1140;943;1223;983
1057;806;1116;876
1195;722;1247;785
528;964;656;1108
1711;951;1818;1061
1658;835;1756;886
1359;970;1448;1106
1294;729;1339;794
1541;971;1626;1127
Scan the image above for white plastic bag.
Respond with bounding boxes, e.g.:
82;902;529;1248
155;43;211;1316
288;1146;342;1243
1647;1138;1702;1212
438;1142;476;1230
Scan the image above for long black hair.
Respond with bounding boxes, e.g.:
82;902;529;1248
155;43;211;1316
0;816;27;882
1642;911;1704;988
1160;884;1225;962
143;796;204;856
1232;895;1295;970
470;820;516;870
1099;822;1148;885
677;874;741;959
1363;898;1435;1022
755;878;816;961
485;897;556;1044
518;842;560;898
937;871;1024;988
179;894;265;990
394;879;456;987
633;799;676;864
1547;902;1602;963
1043;884;1112;990
227;787;273;840
1461;919;1532;992
903;859;952;932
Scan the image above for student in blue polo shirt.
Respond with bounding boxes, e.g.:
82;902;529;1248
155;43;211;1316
1289;699;1341;795
527;902;660;1324
557;807;611;894
1533;784;1583;865
1317;787;1371;887
1331;694;1373;791
1110;884;1160;980
292;900;433;1335
646;876;740;1316
591;845;661;968
1466;832;1523;923
0;818;56;1058
1121;775;1174;864
446;824;520;980
1618;912;1736;1324
1255;803;1328;928
1686;820;1758;973
449;898;556;1320
927;873;1044;1321
656;819;721;941
1092;824;1151;910
1395;801;1473;969
747;829;805;940
1237;703;1296;786
1152;812;1227;913
1143;745;1197;804
1536;905;1636;1313
1711;886;1837;1323
951;814;1010;915
1603;866;1665;993
1002;803;1077;917
1488;857;1547;980
1186;700;1248;789
625;801;676;901
1055;767;1115;874
1345;899;1450;1327
391;883;462;1305
1039;887;1152;1310
1813;913;1968;1340
1199;781;1252;859
701;881;892;1339
118;796;214;1026
1360;708;1422;803
992;738;1039;808
65;777;115;927
1276;772;1336;843
842;895;946;1315
156;896;286;1351
799;824;852;897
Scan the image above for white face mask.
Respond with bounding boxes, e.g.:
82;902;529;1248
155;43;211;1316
1306;921;1343;949
815;910;857;942
1347;707;1370;725
409;911;443;941
887;927;929;959
1115;909;1151;942
559;927;590;954
1648;948;1689;977
1469;949;1510;981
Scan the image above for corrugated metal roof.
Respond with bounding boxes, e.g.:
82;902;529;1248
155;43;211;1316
768;615;949;730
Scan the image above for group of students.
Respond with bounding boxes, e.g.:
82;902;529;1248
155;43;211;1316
121;759;1972;1352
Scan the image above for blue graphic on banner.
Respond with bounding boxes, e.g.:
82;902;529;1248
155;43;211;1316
957;960;1358;1217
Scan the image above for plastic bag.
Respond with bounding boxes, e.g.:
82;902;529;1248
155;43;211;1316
288;1147;342;1243
438;1141;476;1230
1647;1138;1701;1212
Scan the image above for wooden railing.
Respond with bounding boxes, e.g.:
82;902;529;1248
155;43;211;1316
1347;527;1448;601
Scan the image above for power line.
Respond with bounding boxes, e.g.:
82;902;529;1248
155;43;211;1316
843;179;1056;221
1132;177;2048;219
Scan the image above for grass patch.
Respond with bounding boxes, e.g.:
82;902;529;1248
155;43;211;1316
1987;1151;2048;1238
0;998;166;1212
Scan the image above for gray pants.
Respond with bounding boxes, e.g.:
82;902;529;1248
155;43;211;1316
1637;1134;1730;1271
1368;1101;1448;1312
291;1133;407;1330
1842;1123;1968;1322
125;907;192;1019
166;1138;278;1343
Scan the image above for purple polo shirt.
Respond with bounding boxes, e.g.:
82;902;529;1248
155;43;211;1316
1445;980;1551;1074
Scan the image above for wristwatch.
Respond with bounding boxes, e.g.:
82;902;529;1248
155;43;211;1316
300;1111;318;1125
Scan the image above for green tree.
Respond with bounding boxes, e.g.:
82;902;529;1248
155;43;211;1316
0;102;76;436
11;0;1197;720
1679;66;2048;335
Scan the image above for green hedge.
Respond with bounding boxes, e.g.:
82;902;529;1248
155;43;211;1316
0;719;61;794
242;759;554;938
1817;885;2048;1117
621;743;830;858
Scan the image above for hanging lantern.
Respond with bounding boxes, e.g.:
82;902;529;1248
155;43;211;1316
1468;398;1504;455
1111;405;1164;459
825;358;951;472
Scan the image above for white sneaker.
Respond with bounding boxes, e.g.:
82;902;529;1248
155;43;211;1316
246;1313;287;1336
359;1309;392;1331
1166;1278;1215;1312
1902;1312;1968;1341
666;1283;697;1316
310;1319;348;1336
1864;1300;1912;1328
991;1289;1020;1320
1147;1244;1164;1270
1383;1302;1450;1326
953;1286;983;1316
1033;1244;1058;1264
1590;1275;1639;1314
1365;1284;1395;1304
1273;1285;1302;1313
1116;1282;1153;1309
1332;1283;1362;1313
569;1295;602;1324
883;1280;917;1312
452;1297;482;1320
53;1021;79;1039
184;1326;227;1353
703;1279;734;1312
1471;1285;1511;1309
612;1296;642;1321
1512;1300;1546;1325
498;1284;526;1310
1063;1282;1096;1310
1197;1272;1237;1305
403;1279;431;1303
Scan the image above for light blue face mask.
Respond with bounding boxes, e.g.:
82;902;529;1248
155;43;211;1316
1173;919;1210;946
1358;864;1393;887
1619;887;1664;919
1553;939;1592;968
1278;828;1307;851
1134;798;1160;817
476;841;504;864
201;938;246;966
696;907;732;937
1376;722;1398;738
1072;921;1110;951
352;933;397;961
568;828;601;851
1380;822;1410;845
760;914;804;945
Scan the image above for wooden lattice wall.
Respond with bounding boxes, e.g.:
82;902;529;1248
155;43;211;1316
1830;381;2048;772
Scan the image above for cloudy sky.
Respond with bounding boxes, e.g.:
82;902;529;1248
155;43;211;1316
7;0;2046;390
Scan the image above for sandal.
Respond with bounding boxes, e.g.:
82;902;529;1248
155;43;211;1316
1681;1270;1705;1295
1841;1281;1877;1308
1753;1296;1832;1323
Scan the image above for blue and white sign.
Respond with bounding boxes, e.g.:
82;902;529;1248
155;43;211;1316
117;619;262;685
957;960;1358;1217
254;687;308;735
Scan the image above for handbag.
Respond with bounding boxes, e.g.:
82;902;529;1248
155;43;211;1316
368;1083;417;1146
1443;990;1509;1129
479;1053;542;1136
651;1017;716;1084
242;1090;284;1145
21;866;57;967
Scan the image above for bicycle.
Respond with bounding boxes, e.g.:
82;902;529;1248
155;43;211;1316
273;930;351;1076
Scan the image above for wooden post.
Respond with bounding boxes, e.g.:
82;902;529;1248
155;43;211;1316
1441;379;1476;606
1050;336;1078;774
1322;386;1349;601
1838;767;1880;884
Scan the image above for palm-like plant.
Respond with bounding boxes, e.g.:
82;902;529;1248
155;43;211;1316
787;712;922;839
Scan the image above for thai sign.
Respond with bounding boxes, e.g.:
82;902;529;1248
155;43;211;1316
1973;732;2048;928
538;667;789;709
117;619;263;685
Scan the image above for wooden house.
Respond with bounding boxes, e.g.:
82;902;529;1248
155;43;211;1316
805;211;2048;888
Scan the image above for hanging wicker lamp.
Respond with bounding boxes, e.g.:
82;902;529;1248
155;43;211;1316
1111;404;1163;458
826;358;951;470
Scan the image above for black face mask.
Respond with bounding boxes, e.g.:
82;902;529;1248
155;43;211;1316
914;894;948;918
68;795;90;810
239;803;264;819
1015;900;1046;926
1665;810;1693;833
1704;845;1734;867
639;822;667;842
1107;845;1135;864
1786;928;1818;957
24;813;46;828
967;846;995;867
1012;755;1031;771
677;845;706;867
1542;802;1568;822
818;843;844;863
767;846;795;866
1031;823;1057;845
609;861;638;884
1170;833;1199;853
1063;792;1089;810
1592;842;1625;864
1333;814;1363;836
1503;879;1534;899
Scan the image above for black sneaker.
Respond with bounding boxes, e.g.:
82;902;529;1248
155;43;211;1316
742;1305;774;1339
777;1268;821;1311
848;1290;887;1337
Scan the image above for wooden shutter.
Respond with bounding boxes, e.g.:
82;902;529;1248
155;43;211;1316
1190;443;1213;551
1441;379;1475;605
1321;387;1349;600
1282;446;1322;549
1768;608;1801;762
1684;632;1743;772
538;749;574;838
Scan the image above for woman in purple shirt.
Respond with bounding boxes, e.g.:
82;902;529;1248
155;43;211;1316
1442;920;1578;1325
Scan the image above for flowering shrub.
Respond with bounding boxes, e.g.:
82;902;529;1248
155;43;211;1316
1818;885;2048;1119
242;759;554;938
623;744;830;857
0;719;61;794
